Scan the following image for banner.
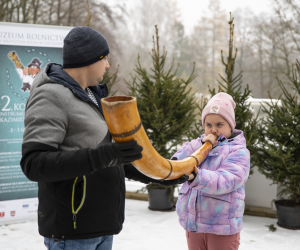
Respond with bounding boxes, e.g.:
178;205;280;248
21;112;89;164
0;22;72;223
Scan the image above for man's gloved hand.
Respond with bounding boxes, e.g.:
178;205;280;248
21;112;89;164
124;162;189;186
150;175;189;186
88;140;143;171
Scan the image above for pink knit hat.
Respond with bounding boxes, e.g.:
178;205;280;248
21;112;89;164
202;92;236;129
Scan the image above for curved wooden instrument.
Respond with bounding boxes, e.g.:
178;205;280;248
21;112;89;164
101;96;217;180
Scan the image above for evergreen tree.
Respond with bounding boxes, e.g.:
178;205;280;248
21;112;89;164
172;21;192;79
100;65;119;96
187;95;209;140
126;25;197;159
190;0;227;92
207;13;260;174
257;60;300;205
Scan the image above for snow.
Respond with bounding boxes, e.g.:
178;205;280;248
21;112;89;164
246;97;282;107
1;199;299;250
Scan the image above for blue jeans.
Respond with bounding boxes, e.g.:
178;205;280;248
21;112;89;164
44;235;113;250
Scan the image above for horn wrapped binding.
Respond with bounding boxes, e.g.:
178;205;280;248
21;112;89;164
101;96;217;180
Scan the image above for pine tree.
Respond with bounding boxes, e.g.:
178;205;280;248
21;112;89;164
208;13;260;174
172;21;192;79
187;95;209;140
126;25;197;159
257;60;300;205
100;65;119;96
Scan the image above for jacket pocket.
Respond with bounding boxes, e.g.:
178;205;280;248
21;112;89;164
200;193;231;217
71;176;86;230
176;184;190;220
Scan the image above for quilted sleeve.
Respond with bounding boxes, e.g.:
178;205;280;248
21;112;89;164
189;146;250;195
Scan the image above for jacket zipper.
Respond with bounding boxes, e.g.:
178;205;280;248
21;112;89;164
201;195;231;203
58;87;104;229
87;100;105;120
70;89;105;120
72;176;87;230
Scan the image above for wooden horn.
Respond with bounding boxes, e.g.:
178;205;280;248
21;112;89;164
101;96;217;180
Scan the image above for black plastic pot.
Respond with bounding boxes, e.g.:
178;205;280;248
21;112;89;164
148;188;174;211
275;200;300;230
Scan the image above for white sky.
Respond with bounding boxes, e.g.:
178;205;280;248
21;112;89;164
122;0;274;34
176;0;273;33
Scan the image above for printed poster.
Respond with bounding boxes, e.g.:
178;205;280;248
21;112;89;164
0;22;72;223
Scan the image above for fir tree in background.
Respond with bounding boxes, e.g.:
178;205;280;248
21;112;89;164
172;21;193;79
100;65;119;96
208;13;260;174
186;95;209;140
126;25;197;159
257;60;300;205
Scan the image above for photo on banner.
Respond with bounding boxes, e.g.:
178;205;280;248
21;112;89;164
0;22;71;223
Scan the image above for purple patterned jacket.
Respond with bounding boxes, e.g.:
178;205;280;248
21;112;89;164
173;130;250;235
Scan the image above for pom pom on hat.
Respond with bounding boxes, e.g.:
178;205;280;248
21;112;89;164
202;93;236;129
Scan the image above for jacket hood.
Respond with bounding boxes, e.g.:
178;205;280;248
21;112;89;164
30;63;57;93
30;63;108;112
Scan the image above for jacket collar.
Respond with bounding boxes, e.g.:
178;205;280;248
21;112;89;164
44;63;108;114
217;129;245;146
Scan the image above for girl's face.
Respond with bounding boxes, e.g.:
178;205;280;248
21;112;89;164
204;114;232;138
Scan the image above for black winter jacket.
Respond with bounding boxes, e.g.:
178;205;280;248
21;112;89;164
21;64;125;240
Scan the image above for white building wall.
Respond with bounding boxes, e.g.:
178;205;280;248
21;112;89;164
244;167;277;209
243;98;281;209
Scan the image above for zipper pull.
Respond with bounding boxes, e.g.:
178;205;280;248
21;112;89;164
73;214;77;230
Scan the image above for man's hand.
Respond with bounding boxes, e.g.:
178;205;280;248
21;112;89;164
188;166;198;181
88;140;143;171
148;156;189;185
124;163;189;186
150;175;189;186
112;141;143;165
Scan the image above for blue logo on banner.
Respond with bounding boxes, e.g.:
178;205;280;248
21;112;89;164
23;204;29;209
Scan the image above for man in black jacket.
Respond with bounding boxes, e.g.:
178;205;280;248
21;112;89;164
20;26;188;250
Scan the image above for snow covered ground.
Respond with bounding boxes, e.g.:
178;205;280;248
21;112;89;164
0;199;299;250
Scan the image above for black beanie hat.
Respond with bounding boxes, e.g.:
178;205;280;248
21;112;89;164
63;26;109;68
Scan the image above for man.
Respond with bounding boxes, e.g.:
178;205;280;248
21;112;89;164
20;26;188;250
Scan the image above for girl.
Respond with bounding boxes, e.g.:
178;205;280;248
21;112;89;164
173;93;250;250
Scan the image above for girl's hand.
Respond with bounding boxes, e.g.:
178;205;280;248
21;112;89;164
188;166;199;180
202;134;218;147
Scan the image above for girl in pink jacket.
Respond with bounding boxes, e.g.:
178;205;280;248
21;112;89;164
173;93;250;250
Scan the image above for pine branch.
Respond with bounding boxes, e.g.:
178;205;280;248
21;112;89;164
126;25;197;158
